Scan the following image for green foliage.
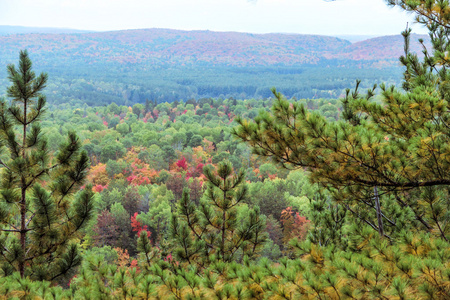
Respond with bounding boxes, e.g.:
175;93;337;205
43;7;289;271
100;141;126;163
14;230;447;299
138;184;173;244
116;122;130;135
247;180;289;221
110;202;136;254
4;2;450;297
0;28;411;107
188;134;202;148
171;161;267;264
83;246;119;265
234;48;450;241
0;51;94;281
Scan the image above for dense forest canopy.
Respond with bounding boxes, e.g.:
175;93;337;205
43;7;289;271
0;29;428;106
0;0;449;299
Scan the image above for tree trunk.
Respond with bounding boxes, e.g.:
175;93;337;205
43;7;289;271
19;102;27;278
374;186;384;237
221;187;226;260
19;186;26;278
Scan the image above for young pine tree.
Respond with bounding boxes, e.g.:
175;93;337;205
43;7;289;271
171;160;267;264
0;50;94;280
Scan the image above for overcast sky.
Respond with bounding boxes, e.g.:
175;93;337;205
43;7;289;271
0;0;427;36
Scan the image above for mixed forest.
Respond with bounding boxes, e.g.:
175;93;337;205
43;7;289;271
0;0;450;299
0;27;429;105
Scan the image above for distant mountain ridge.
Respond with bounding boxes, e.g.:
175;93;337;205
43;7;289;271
334;34;429;61
0;27;429;105
0;28;429;68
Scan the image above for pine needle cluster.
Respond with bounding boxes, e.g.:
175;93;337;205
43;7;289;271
233;26;450;241
0;50;94;281
171;160;267;265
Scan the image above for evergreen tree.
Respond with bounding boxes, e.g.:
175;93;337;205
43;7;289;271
233;7;450;241
306;191;347;248
0;50;94;280
171;160;267;264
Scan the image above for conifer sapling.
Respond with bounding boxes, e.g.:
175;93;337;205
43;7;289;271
0;50;94;280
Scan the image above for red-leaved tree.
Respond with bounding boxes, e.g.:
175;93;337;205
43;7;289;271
280;207;310;244
131;212;151;238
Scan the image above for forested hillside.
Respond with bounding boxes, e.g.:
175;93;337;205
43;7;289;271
0;44;449;298
0;29;427;105
1;0;450;299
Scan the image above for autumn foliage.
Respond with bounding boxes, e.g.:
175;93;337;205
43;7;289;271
88;163;110;186
131;212;151;238
280;207;310;243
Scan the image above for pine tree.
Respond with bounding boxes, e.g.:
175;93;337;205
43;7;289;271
171;160;267;264
0;50;94;280
306;191;347;248
233;5;450;241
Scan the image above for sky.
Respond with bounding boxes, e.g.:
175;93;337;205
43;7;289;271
0;0;428;36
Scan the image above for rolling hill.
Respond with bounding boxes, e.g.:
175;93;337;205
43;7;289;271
0;28;429;105
0;28;429;67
